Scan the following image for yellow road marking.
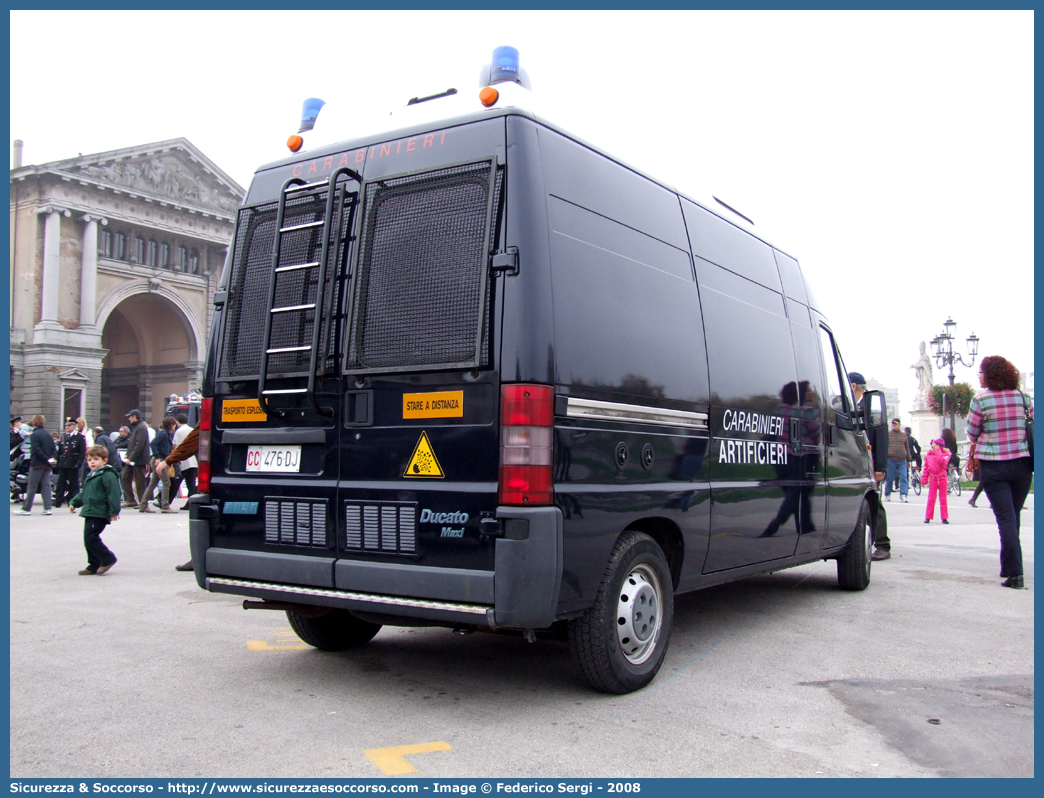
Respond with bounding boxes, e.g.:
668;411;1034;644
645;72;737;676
247;640;309;651
363;741;452;774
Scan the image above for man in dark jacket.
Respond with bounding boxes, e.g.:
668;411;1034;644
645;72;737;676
850;372;891;561
905;426;922;469
120;410;150;508
53;418;87;508
93;426;121;475
15;414;57;515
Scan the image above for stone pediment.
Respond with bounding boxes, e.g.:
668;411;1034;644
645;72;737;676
43;139;244;217
57;368;91;382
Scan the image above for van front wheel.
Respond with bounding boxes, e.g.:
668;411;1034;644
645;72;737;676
287;608;382;650
568;531;674;694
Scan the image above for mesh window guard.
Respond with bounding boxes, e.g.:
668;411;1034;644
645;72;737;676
346;160;498;374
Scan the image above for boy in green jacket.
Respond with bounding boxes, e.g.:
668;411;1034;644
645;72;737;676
69;445;121;575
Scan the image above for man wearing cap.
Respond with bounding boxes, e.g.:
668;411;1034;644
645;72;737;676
884;418;911;503
850;372;892;560
53;418;87;508
10;415;24;453
120;410;150;508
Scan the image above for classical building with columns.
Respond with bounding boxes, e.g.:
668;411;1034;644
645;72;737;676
9;138;244;428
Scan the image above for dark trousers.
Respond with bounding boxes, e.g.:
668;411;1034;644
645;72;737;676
181;467;198;497
54;467;81;506
121;463;147;505
969;482;985;505
83;516;116;572
873;486;891;551
979;457;1033;578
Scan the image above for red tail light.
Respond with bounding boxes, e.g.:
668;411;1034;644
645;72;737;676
499;384;554;506
197;397;213;494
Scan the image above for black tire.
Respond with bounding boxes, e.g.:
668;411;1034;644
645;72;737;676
837;500;873;591
286;608;381;651
912;474;921;495
568;531;674;694
951;470;962;496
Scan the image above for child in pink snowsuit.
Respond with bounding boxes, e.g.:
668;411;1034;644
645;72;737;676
922;439;951;524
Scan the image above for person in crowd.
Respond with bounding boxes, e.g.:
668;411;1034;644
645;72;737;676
76;417;94;448
967;355;1033;589
68;444;120;576
941;427;961;473
50;431;61;492
849;372;891;560
965;446;985;508
10;415;24;453
120;410;150;509
168;413;198;511
921;438;951;524
114;426;130;454
884;418;911;503
53;418;87;508
93;426;121;477
140;416;177;513
112;425;130;500
905;426;922;470
157;425;200;570
15;415;57;515
76;417;94;484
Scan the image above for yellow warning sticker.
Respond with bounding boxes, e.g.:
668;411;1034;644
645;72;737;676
222;398;267;423
403;431;444;479
403;390;464;419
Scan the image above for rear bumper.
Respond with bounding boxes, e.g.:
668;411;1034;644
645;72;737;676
189;499;562;629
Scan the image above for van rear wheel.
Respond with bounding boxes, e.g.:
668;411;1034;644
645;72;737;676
286;608;382;650
568;531;674;694
837;500;873;591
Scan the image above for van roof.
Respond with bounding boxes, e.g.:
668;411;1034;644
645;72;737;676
254;102;795;262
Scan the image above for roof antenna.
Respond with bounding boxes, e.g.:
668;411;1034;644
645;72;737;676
713;196;754;226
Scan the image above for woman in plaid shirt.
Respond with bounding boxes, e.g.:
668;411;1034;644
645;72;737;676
967;355;1033;589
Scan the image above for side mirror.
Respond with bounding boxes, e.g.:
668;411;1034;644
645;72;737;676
862;390;887;431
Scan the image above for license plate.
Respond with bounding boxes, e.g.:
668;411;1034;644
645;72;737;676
246;445;301;473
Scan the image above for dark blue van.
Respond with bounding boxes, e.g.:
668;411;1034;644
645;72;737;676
188;72;887;693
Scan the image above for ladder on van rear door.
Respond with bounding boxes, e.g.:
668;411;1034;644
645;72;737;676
257;168;361;417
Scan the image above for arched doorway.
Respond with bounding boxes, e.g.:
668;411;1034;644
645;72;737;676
100;291;201;429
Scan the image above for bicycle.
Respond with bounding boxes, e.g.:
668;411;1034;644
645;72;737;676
947;466;962;496
910;464;922;495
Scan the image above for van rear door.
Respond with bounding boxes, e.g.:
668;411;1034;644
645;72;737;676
330;124;507;601
206;170;359;584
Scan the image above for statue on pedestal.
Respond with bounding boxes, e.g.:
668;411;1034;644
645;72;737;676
911;341;935;410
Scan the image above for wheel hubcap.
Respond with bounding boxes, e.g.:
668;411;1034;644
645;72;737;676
616;564;662;665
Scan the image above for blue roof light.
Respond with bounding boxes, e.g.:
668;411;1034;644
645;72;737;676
489;46;520;85
298;97;326;133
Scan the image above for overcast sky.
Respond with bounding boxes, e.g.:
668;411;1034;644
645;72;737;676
10;10;1034;419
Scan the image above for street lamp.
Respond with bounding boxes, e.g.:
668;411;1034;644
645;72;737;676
929;318;979;430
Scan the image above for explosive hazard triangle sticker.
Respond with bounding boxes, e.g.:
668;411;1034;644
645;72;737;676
403;431;445;478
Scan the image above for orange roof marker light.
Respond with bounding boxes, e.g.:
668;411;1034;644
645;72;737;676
479;86;499;107
286;134;303;153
